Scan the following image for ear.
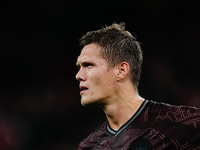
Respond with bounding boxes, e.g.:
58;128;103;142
115;62;130;81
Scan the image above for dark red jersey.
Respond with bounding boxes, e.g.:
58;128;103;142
78;100;200;150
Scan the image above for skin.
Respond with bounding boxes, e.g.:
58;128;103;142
76;43;144;131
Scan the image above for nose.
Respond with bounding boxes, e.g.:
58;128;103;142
75;68;85;82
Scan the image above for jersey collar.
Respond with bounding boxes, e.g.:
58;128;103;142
106;100;148;137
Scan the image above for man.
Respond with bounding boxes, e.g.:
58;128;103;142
75;23;200;150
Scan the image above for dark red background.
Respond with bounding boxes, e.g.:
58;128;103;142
1;0;200;149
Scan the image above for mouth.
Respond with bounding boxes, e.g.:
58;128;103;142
80;86;88;94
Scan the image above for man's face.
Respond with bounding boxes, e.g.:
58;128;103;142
76;43;117;107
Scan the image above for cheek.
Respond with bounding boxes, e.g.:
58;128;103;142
96;73;115;89
88;68;115;88
88;72;106;89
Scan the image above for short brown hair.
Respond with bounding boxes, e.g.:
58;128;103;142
79;23;143;88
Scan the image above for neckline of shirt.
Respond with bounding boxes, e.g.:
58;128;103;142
106;100;148;137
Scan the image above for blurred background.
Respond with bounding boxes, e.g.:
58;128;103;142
1;0;200;149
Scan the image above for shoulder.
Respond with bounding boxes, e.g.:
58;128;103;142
147;100;200;127
147;100;200;114
146;100;200;146
78;121;108;150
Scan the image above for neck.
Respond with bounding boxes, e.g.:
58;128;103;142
102;90;144;131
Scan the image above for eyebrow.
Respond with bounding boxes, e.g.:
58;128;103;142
76;56;81;67
76;61;79;66
76;61;80;68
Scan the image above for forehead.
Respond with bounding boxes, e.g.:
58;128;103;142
76;43;103;64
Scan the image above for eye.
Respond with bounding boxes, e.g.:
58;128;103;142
83;62;93;68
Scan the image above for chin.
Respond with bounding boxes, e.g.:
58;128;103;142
81;97;100;107
81;98;92;106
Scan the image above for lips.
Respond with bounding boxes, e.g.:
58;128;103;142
80;85;88;94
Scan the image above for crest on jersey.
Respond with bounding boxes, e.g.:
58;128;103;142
129;138;152;150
